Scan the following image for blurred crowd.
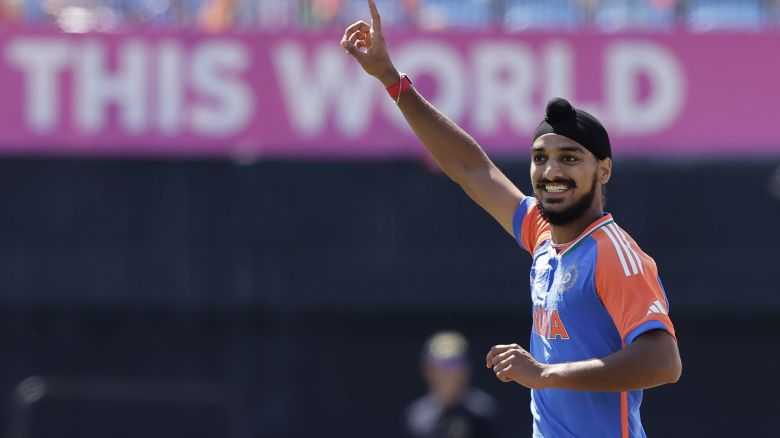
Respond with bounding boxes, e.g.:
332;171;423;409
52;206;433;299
1;0;778;33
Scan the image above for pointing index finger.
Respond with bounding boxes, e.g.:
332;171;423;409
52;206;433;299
368;0;382;33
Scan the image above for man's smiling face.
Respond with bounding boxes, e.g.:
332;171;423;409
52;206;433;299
530;133;611;226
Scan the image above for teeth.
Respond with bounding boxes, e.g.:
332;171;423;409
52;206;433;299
545;184;568;193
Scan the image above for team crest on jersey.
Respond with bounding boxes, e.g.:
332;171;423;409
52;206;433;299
559;266;578;292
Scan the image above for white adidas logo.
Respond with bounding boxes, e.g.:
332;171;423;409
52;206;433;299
647;299;668;316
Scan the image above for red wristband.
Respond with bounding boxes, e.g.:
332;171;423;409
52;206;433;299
386;74;413;103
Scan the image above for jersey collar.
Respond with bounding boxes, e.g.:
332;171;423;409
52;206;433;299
557;213;614;257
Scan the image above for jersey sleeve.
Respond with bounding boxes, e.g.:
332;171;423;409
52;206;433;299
512;197;551;255
594;226;676;345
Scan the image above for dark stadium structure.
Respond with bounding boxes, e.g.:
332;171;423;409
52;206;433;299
0;158;777;437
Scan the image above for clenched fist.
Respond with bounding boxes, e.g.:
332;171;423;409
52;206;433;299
486;343;550;389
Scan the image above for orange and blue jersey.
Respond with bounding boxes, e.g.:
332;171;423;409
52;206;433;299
512;197;676;438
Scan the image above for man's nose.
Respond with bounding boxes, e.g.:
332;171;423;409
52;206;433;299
542;160;565;181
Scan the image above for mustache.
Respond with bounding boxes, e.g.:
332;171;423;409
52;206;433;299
536;178;577;189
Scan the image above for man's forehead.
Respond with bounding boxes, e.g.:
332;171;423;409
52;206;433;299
531;134;588;152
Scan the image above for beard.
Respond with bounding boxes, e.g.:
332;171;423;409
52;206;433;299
536;174;598;226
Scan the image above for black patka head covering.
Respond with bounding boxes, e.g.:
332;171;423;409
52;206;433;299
533;98;612;160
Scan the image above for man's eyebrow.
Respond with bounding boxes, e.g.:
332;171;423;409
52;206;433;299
531;145;585;153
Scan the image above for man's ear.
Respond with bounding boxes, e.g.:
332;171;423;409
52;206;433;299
599;158;612;185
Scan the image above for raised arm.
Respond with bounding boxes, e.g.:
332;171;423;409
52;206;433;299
340;0;524;236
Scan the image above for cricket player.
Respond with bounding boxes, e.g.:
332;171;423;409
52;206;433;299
340;1;682;437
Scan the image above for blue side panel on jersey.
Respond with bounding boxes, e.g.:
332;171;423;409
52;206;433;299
625;320;669;344
628;390;648;438
657;275;671;311
513;197;534;250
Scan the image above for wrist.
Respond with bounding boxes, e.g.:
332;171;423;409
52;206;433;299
539;363;564;389
377;67;400;88
386;74;412;103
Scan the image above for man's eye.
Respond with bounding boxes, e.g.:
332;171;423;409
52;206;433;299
563;155;578;162
533;156;546;163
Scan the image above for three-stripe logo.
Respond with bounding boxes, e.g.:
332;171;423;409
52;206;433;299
602;224;644;277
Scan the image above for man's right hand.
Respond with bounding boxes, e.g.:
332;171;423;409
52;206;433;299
340;0;399;87
338;0;525;238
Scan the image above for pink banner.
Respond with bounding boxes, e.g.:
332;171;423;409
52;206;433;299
0;29;778;158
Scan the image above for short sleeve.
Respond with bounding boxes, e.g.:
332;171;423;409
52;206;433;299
512;197;551;255
594;225;676;345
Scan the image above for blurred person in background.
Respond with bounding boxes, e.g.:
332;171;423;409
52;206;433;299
198;0;296;32
404;331;498;438
415;0;496;31
163;0;207;28
342;1;681;437
198;0;234;31
11;0;196;32
0;0;21;24
305;0;342;28
301;0;421;30
341;0;421;29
